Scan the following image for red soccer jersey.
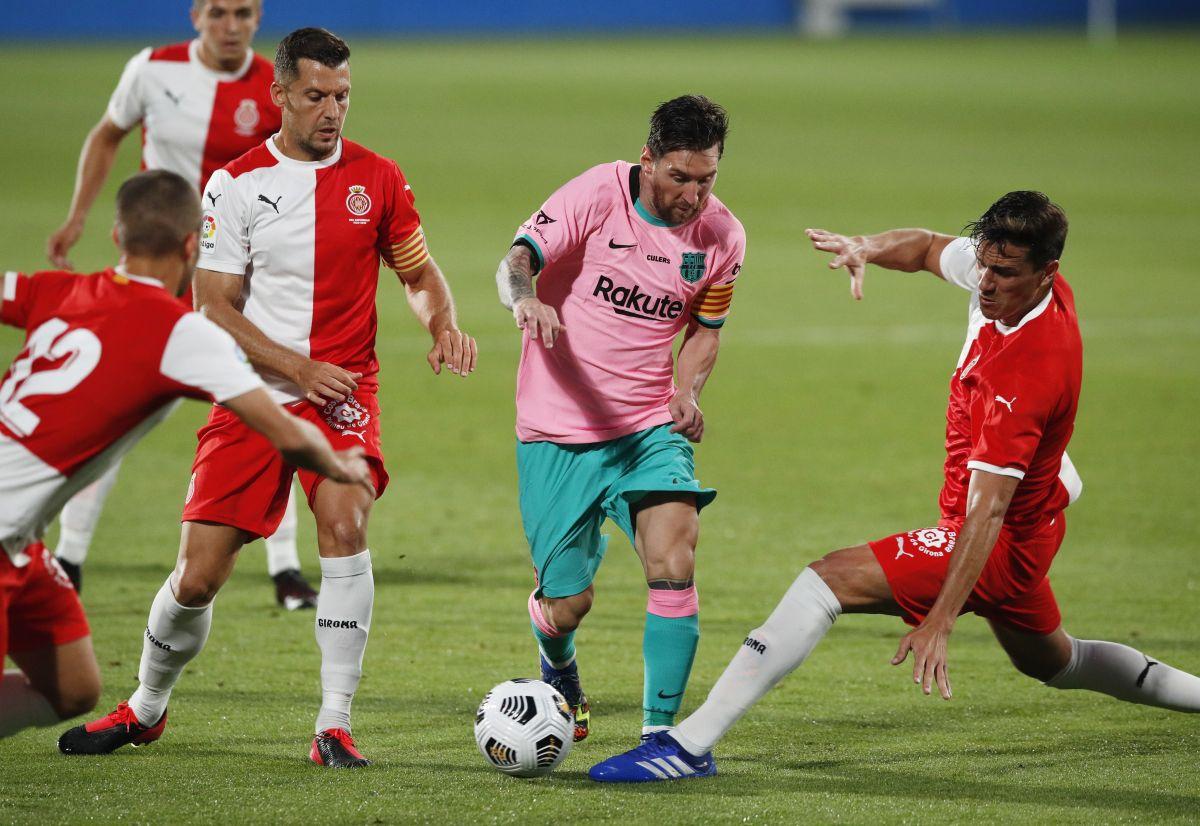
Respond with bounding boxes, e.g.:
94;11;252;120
0;269;261;561
198;138;428;402
936;239;1083;533
106;40;281;191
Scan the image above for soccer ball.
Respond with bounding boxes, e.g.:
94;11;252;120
474;678;574;778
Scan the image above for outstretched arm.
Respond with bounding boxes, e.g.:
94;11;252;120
891;469;1019;699
46;116;132;269
670;321;721;443
222;388;372;490
806;227;958;300
495;243;562;349
194;268;362;404
397;255;476;376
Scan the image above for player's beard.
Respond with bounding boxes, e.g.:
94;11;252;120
649;186;704;225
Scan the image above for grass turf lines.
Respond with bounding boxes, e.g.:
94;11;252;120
1;33;1198;824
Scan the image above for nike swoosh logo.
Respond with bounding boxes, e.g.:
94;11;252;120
609;239;637;249
656;689;684;700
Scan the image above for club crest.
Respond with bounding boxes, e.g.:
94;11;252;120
233;99;260;137
679;251;706;283
346;185;372;217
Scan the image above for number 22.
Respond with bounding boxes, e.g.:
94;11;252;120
0;318;102;438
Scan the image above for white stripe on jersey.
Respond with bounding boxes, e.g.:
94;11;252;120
3;271;16;302
159;313;263;403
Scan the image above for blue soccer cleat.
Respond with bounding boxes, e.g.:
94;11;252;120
588;730;716;782
540;656;590;741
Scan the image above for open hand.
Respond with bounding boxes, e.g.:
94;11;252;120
806;228;868;300
891;618;953;700
669;391;704;443
427;328;478;376
327;445;374;494
513;297;563;349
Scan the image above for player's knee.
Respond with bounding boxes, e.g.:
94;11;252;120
808;550;856;602
319;516;368;555
548;591;593;631
51;681;101;720
173;571;221;607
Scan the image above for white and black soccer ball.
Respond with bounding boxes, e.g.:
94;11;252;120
474;678;574;778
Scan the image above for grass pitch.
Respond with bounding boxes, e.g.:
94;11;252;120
1;33;1198;824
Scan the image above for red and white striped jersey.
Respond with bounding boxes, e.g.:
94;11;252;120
199;137;429;402
0;268;262;563
107;40;280;191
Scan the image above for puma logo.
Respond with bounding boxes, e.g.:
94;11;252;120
894;537;914;560
1136;658;1158;688
164;89;182;105
207;192;221;207
258;194;282;213
995;395;1016;413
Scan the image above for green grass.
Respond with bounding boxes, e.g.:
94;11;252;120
2;33;1199;823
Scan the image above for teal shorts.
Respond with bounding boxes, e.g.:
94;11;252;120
516;424;716;599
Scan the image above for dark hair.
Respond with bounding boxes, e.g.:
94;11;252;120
115;170;200;257
966;191;1068;269
274;27;350;85
646;95;729;159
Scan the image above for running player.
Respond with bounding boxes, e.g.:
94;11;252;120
590;191;1200;782
44;0;315;609
495;96;746;742
61;28;477;767
1;170;369;739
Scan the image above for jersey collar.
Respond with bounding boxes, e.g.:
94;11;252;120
266;133;343;168
995;285;1053;335
114;265;166;290
189;39;255;82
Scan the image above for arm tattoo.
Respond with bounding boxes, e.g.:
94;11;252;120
495;245;536;310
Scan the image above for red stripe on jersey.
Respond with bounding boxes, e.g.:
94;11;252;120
200;55;281;191
149;42;191;62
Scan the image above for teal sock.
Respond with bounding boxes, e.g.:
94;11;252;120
642;612;700;728
532;620;576;669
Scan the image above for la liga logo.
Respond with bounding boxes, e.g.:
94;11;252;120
200;214;217;251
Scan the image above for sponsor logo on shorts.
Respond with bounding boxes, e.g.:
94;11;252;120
321;396;371;435
743;636;767;654
906;527;957;558
318;618;359;629
42;548;74;589
145;627;172;651
592;275;683;322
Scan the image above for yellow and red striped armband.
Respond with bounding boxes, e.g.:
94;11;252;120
691;281;736;328
384;227;430;273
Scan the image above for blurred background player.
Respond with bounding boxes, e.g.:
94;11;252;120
496;96;746;743
63;28;477;768
2;169;370;740
589;192;1200;782
42;0;318;610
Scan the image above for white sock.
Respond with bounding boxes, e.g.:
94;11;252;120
128;578;213;725
264;485;302;577
314;550;373;734
0;670;60;737
673;567;841;756
55;461;123;566
1047;637;1200;711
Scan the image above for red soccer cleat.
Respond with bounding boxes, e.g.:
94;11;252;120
58;701;167;755
310;728;371;768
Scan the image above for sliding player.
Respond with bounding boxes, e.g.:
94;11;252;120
495;95;745;742
1;169;369;739
44;0;315;608
589;191;1200;782
62;28;476;768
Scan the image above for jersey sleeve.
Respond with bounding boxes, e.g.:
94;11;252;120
1;271;33;328
938;236;981;292
159;313;264;403
512;165;611;273
198;170;250;275
106;47;151;130
378;162;429;274
966;379;1057;480
691;220;746;329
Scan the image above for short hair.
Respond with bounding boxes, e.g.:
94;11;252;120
114;170;201;257
191;0;262;14
274;28;350;86
966;191;1068;269
646;95;729;159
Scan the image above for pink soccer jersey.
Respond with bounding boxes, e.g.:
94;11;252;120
0;269;263;563
199;137;428;403
512;161;746;443
107;40;280;191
